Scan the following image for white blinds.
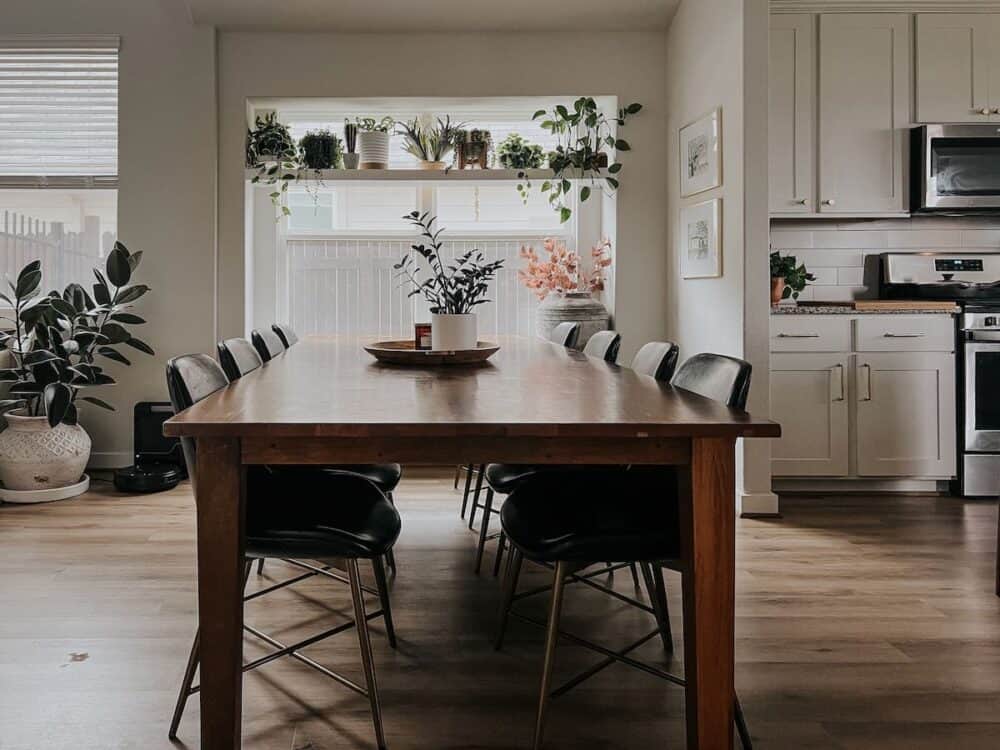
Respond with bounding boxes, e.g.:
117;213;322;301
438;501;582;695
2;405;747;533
0;35;119;186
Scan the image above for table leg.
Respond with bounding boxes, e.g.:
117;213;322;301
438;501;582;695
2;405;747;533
678;437;736;749
195;437;246;749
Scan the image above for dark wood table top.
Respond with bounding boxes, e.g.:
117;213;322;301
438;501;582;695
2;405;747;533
164;335;780;440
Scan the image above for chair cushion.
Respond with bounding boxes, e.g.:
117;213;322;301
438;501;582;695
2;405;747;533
245;467;401;559
500;469;680;563
321;463;402;493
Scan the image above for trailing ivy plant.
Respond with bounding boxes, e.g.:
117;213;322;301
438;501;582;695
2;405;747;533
523;97;642;223
0;243;153;427
247;113;299;218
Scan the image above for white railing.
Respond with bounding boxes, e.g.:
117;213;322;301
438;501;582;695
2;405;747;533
281;237;555;340
1;211;110;295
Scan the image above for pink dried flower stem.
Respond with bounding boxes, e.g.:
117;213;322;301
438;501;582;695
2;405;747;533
517;238;613;301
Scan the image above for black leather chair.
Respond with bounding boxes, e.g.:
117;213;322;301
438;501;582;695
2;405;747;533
271;322;299;348
165;354;399;749
217;337;404;573
495;352;753;750
251;327;286;362
548;321;581;348
581;330;621;363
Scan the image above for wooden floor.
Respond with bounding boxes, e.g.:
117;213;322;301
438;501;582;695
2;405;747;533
0;471;998;750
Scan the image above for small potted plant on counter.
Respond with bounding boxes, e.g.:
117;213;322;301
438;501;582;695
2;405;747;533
0;244;153;502
394;211;504;350
770;251;815;305
356;116;395;169
299;129;343;170
397;115;465;170
343;120;360;169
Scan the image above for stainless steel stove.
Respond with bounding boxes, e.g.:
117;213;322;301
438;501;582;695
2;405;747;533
881;252;1000;496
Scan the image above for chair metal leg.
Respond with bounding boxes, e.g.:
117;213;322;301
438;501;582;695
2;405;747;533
735;695;752;750
384;492;397;576
494;548;523;651
493;531;507;577
629;562;641;590
640;563;673;653
347;559;388;750
460;464;474;519
453;464;461;490
167;630;199;739
468;465;485;530
474;488;495;574
256;558;264;575
651;564;673;649
532;560;569;750
371;556;397;649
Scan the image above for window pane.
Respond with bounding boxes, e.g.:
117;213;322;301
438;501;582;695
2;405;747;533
287;190;334;233
435;184;568;234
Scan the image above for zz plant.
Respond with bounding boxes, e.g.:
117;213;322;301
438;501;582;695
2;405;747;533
0;243;153;428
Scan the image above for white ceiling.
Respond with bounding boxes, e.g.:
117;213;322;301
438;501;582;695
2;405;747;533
184;0;682;32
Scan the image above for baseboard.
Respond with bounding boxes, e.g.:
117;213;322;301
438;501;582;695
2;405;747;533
739;491;780;517
773;478;950;493
87;451;131;471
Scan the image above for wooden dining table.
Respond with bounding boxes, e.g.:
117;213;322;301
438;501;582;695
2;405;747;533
163;335;780;750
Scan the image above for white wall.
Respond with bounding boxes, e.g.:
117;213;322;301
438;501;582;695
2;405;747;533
5;0;218;466
217;32;669;362
666;0;775;513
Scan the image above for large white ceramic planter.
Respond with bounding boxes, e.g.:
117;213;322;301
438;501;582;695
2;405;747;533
431;313;477;351
0;410;91;492
359;131;390;169
536;292;610;348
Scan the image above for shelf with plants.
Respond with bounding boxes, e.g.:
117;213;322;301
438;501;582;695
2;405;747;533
242;167;582;182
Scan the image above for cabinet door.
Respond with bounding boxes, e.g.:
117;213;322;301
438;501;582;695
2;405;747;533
818;14;911;214
771;353;850;477
916;14;991;123
855;352;957;478
769;14;815;214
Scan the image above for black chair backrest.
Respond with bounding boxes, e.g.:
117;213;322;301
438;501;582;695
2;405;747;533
251;328;286;362
582;330;621;363
272;323;298;348
631;341;680;382
671;353;752;409
217;337;263;381
165;353;229;485
549;321;581;349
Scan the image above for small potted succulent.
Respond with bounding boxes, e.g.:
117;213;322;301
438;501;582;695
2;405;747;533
394;212;504;350
397;115;465;170
299;130;343;170
343;120;359;169
770;251;815;305
355;116;395;169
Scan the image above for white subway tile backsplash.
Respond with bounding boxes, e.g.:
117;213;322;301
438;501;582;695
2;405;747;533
769;230;813;250
837;267;865;286
962;230;1000;248
885;229;963;248
811;230;887;249
809;285;867;302
794;249;864;268
810;267;839;286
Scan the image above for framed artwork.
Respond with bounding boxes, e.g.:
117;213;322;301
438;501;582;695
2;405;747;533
679;108;722;197
680;199;722;279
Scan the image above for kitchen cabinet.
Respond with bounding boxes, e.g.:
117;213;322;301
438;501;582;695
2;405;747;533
771;353;850;477
915;14;995;123
771;315;957;480
818;14;911;215
769;14;815;214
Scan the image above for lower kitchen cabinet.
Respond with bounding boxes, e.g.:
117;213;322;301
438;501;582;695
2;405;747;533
855;352;956;478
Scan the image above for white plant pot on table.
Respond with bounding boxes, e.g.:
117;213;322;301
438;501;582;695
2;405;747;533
431;312;478;351
0;409;91;502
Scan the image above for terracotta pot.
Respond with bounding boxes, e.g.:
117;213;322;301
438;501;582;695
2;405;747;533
536;292;610;348
0;409;91;491
770;277;786;306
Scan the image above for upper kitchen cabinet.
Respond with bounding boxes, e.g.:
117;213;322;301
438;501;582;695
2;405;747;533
915;14;995;123
818;14;911;215
769;14;815;214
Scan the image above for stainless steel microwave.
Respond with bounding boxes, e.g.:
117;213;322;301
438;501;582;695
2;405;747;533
913;124;1000;212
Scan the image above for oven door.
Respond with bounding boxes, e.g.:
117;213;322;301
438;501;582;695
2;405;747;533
918;125;1000;211
964;341;1000;451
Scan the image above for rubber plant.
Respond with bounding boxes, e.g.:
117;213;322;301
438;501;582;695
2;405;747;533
523;97;642;223
0;243;154;427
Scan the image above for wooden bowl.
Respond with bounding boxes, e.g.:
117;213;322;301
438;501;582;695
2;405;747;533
364;340;500;366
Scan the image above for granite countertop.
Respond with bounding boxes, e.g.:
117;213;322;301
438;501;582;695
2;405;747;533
771;304;960;315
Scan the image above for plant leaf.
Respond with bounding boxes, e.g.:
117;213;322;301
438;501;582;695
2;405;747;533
80;395;115;411
106;246;132;287
43;382;72;428
124;337;154;356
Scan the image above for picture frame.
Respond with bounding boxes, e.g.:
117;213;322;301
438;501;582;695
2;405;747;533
680;199;722;279
679;108;722;197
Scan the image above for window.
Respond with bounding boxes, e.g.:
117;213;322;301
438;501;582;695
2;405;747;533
0;35;118;294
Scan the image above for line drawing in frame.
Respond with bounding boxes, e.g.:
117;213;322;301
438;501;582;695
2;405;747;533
679;108;722;198
680;198;722;279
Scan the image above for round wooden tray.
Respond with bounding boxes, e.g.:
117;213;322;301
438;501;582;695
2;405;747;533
364;340;500;366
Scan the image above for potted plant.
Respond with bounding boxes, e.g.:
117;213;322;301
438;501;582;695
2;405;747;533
518;238;613;344
299;130;343;170
248;113;299;218
397;115;465;170
770;251;815;305
456;128;491;169
0;244;153;501
529;97;642;223
394;211;504;350
355;116;395;170
497;133;545;170
343;121;359;169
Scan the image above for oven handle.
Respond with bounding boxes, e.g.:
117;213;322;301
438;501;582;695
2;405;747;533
967;331;1000;343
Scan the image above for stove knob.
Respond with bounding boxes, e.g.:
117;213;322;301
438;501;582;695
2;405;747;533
986;316;998;327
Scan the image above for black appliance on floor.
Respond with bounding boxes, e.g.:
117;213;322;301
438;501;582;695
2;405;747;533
113;402;187;493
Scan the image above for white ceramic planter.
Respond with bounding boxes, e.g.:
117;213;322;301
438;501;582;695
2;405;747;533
343;152;360;170
359;131;390;169
431;313;477;351
536;292;610;348
0;410;91;492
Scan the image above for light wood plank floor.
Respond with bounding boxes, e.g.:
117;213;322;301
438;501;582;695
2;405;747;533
0;471;998;749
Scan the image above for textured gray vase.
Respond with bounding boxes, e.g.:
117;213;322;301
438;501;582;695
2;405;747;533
535;292;610;348
0;410;91;490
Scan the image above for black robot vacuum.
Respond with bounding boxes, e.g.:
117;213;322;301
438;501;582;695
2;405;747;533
114;402;187;493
